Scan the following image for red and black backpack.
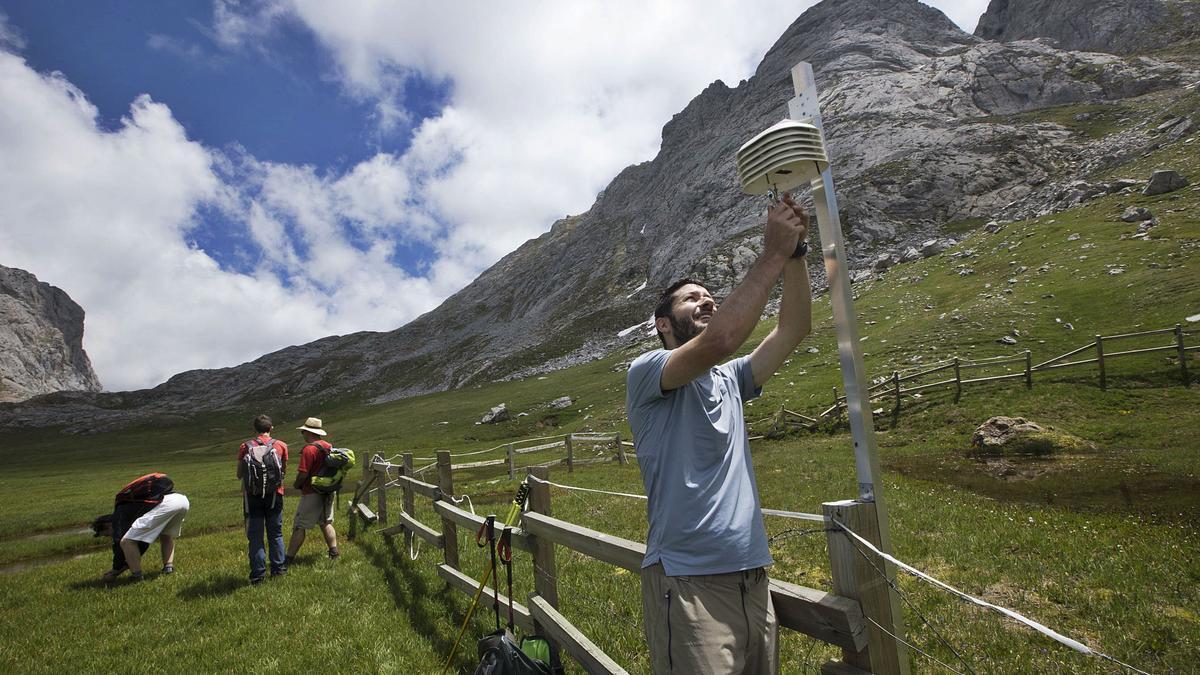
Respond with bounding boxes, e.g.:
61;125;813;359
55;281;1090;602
115;473;174;505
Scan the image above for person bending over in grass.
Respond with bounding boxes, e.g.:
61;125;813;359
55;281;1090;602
93;473;190;582
285;417;339;564
626;193;812;674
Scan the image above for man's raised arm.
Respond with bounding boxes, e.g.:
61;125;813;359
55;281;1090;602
660;197;806;391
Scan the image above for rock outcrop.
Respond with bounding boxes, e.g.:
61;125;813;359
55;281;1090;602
970;416;1093;455
0;265;102;402
974;0;1191;54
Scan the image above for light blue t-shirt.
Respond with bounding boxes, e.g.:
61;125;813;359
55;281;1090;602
626;349;772;576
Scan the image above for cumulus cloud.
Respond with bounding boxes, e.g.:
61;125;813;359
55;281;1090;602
0;51;451;391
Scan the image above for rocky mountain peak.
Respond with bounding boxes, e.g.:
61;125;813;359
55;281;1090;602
0;264;103;402
757;0;976;79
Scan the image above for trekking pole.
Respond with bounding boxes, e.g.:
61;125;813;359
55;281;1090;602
484;516;501;632
439;482;531;675
499;527;515;632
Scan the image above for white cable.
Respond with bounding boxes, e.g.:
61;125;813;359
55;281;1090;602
409;535;422;561
447;492;476;515
526;474;647;500
830;519;1150;675
761;508;824;522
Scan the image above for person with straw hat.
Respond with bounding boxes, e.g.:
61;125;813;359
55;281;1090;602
285;416;340;564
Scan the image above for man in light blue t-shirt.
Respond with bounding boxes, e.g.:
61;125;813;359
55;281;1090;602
627;192;813;674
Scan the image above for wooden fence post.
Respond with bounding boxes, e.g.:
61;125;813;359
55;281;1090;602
377;463;388;525
1176;324;1190;387
507;443;516;480
891;371;900;412
823;500;909;675
349;456;370;540
1024;350;1033;389
437;451;459;570
527;466;560;614
564;434;574;473
614;432;626;465
402;453;414;551
953;358;962;403
1096;334;1107;390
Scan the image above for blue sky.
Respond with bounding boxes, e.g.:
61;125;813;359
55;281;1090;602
0;1;987;391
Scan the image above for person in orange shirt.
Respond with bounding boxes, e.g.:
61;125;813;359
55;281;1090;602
285;417;339;563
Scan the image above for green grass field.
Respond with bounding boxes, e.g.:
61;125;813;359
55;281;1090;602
2;98;1200;672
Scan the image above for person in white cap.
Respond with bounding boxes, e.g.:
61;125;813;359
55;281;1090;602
285;417;339;563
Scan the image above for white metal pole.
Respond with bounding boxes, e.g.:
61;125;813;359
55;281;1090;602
787;61;892;535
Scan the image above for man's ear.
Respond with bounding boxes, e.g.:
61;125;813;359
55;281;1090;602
655;316;672;336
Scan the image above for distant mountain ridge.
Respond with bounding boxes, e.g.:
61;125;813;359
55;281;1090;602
2;0;1197;433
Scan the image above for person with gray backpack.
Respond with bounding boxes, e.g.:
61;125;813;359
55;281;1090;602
237;414;289;584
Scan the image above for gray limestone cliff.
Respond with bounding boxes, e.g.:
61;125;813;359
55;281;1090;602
0;264;102;402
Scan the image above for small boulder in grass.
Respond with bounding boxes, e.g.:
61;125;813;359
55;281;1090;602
481;403;510;424
970;416;1093;456
1121;206;1153;223
1142;170;1188;196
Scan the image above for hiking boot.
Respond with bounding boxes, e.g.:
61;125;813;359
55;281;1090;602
270;568;287;578
130;572;144;583
327;547;340;559
162;565;174;574
250;577;264;585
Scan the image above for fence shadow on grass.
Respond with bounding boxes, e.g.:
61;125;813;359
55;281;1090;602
177;573;243;600
359;534;476;672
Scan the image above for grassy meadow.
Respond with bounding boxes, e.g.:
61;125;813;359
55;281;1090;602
3;104;1200;672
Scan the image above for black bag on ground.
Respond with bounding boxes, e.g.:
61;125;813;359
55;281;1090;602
474;630;554;675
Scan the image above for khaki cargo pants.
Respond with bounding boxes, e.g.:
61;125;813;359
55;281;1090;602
641;563;778;674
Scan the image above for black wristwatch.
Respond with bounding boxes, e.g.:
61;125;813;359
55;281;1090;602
793;240;810;259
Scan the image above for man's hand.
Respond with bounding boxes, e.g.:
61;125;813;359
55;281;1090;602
764;193;809;260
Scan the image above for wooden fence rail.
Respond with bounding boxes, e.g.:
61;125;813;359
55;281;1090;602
411;433;625;479
345;458;880;674
769;323;1194;433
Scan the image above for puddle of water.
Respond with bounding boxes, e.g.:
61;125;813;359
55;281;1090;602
27;527;91;541
0;552;92;575
888;450;1200;520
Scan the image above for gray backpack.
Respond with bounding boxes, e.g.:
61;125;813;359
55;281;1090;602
243;438;283;500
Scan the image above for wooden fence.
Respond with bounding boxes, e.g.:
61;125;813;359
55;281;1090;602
769;323;1195;435
345;455;910;674
407;433;626;480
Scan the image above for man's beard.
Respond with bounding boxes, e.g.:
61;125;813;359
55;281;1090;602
668;313;705;346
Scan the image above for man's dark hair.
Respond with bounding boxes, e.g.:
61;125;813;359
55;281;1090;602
653;278;707;348
91;513;113;538
253;414;273;433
